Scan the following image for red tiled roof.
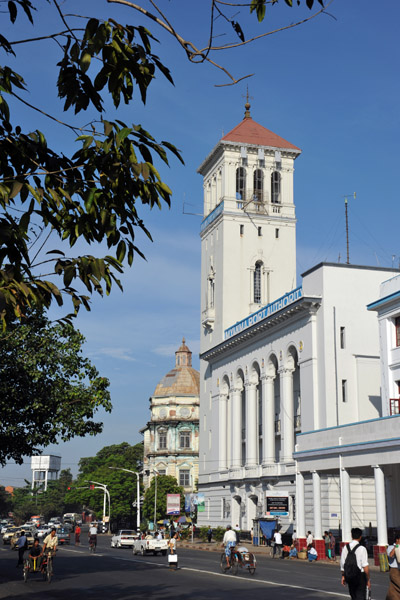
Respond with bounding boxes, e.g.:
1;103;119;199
222;117;300;151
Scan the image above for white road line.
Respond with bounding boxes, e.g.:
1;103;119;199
63;549;348;597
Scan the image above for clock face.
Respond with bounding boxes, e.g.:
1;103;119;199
180;407;190;418
159;407;167;419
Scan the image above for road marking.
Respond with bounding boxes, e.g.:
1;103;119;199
69;550;348;597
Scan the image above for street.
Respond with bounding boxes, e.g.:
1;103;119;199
0;536;391;599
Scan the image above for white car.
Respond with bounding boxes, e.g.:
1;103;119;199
36;526;51;539
110;530;138;548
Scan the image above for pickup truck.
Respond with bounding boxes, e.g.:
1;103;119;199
133;536;168;556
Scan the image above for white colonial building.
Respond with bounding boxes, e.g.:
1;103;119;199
142;339;200;492
197;103;400;559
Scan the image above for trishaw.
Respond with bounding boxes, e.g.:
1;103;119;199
23;550;54;583
220;545;256;576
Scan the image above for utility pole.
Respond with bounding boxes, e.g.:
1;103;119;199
343;193;356;264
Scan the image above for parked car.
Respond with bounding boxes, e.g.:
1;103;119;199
111;530;139;548
10;529;35;550
57;527;71;545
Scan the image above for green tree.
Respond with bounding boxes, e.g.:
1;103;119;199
10;484;36;524
142;475;184;524
66;442;143;520
0;0;329;326
0;310;111;465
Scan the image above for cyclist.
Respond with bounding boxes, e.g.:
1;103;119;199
221;526;237;568
88;523;98;550
42;528;58;570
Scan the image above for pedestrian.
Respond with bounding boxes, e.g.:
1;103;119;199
15;530;27;567
386;533;400;599
168;532;178;570
306;531;313;546
273;529;283;558
75;524;81;545
207;526;213;543
329;530;336;561
308;544;318;562
324;530;330;559
292;529;297;545
340;527;370;600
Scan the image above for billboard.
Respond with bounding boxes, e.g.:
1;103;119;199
266;492;289;516
184;493;205;513
166;494;181;515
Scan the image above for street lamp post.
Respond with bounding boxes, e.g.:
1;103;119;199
108;467;143;531
86;480;110;527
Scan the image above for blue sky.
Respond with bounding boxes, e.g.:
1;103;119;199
2;0;400;486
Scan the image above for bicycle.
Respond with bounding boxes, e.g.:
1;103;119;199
89;535;97;553
220;548;256;576
23;550;54;583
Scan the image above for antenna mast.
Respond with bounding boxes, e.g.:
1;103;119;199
343;193;356;264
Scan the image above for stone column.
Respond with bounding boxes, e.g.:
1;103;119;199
246;383;258;467
231;387;242;468
219;393;228;470
340;467;352;543
296;470;306;540
262;375;275;464
280;368;294;461
260;375;275;465
374;465;388;546
312;471;322;540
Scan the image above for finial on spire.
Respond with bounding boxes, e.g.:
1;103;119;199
243;86;253;119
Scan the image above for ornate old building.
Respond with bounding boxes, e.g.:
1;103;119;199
197;101;400;561
142;339;200;492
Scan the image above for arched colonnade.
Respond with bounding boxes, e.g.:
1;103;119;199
217;345;301;471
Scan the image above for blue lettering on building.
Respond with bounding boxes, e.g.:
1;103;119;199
200;202;224;232
224;286;303;340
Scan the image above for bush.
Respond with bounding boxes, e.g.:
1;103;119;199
199;526;209;542
213;526;226;542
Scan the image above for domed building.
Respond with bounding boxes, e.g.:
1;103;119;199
142;339;200;492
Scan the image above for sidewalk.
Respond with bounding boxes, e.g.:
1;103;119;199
177;539;380;570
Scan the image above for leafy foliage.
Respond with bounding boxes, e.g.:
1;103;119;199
142;475;184;523
0;2;182;327
0;310;111;465
66;442;143;520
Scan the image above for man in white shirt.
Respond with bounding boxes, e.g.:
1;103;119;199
88;523;97;549
340;527;370;600
273;529;283;558
222;526;237;568
306;531;313;546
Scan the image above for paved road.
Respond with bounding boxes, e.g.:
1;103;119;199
0;536;391;599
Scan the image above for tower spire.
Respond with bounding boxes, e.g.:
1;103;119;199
244;86;253;119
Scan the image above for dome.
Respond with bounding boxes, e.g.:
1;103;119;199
153;338;200;397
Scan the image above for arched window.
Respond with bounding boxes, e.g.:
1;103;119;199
253;169;263;201
236;167;246;201
158;429;167;450
254;261;262;304
271;171;281;204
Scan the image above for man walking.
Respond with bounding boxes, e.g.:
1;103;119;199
340;527;370;599
15;531;27;567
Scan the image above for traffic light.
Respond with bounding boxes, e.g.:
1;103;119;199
67;487;71;491
89;484;95;490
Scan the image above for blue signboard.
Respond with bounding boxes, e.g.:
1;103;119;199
224;286;303;340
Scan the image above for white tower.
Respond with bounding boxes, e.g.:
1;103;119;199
199;102;301;353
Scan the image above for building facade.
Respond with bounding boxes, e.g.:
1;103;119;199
142;339;200;492
197;104;400;557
